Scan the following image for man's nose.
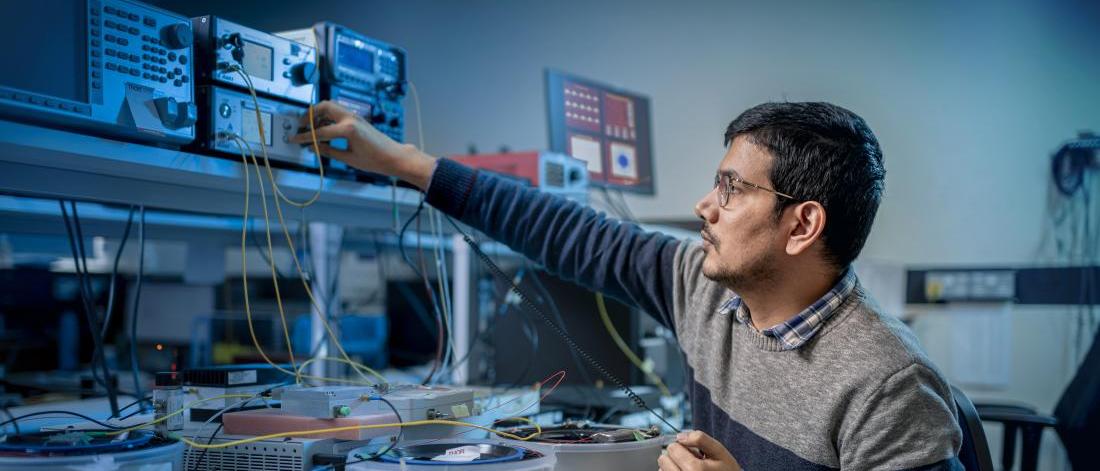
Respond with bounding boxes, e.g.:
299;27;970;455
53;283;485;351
694;188;719;223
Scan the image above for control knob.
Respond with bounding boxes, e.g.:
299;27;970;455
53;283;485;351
288;62;317;86
160;23;192;50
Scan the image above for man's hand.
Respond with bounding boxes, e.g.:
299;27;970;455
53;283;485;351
290;100;437;190
659;431;741;471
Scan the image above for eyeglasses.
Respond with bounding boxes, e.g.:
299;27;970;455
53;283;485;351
713;171;798;207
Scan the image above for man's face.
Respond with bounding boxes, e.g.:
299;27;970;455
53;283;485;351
693;136;786;291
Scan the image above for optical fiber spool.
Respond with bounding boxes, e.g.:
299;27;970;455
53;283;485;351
346;439;556;471
498;422;669;471
0;430;184;470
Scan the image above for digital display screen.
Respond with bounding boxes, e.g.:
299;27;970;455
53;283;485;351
337;41;375;74
241;40;273;81
546;70;655;194
241;107;273;146
0;1;88;103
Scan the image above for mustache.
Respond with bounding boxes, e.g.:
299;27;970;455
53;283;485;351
701;224;718;244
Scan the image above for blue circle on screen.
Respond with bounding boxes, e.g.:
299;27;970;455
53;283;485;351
617;154;629;167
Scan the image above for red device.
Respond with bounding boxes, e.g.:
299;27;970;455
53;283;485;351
450;151;589;202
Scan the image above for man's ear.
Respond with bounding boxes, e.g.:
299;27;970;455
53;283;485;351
784;201;826;256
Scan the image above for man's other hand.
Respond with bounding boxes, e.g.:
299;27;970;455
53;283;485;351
659;430;741;471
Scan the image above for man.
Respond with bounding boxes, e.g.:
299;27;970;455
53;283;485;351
293;101;963;470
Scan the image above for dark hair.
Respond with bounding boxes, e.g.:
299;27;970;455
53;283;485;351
724;102;885;269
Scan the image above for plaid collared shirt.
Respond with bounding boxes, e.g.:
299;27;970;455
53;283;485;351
718;269;858;350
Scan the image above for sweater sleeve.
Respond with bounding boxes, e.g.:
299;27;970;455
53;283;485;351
839;363;964;471
424;158;682;328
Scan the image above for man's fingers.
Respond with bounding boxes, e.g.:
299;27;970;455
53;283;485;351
668;442;704;464
315;142;354;161
676;431;735;462
658;454;684;471
291;120;352;144
310;100;355;121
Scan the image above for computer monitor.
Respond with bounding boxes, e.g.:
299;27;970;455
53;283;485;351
490;270;641;388
546;70;655;194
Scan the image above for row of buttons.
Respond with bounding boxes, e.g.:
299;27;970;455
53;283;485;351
143;53;170;65
105;62;141;77
0;89;92;115
105;48;140;64
104;33;130;46
140;34;164;47
102;18;139;36
89;6;104;94
103;4;156;27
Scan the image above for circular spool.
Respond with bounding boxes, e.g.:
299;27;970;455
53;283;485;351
0;431;183;470
346;439;556;471
499;423;670;471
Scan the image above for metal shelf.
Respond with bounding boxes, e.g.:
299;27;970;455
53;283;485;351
0;119;422;229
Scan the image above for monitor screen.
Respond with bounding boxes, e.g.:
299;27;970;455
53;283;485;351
490;270;641;387
0;1;88;103
241;40;274;81
546;70;654;194
241;107;272;146
336;39;375;74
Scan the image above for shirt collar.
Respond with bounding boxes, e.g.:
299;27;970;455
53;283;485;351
720;269;858;350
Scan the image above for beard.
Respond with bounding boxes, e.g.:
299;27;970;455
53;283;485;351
701;243;778;293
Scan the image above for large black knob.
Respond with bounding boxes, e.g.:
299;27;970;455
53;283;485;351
160;23;192;50
288;62;317;86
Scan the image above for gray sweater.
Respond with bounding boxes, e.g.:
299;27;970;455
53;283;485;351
426;158;963;470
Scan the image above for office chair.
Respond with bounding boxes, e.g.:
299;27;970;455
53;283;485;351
953;385;995;471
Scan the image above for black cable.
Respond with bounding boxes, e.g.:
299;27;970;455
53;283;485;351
396;199;447;385
59;201;120;417
431;268;537;387
111;395;153;420
1;406;20;435
508;306;541;391
444;215;680;433
0;410;127;431
101;206;136;339
116;406;147;422
322;396;403;471
190;383;286;471
71;201;117;410
129;206;147;412
525;263;599;419
190;422;222;471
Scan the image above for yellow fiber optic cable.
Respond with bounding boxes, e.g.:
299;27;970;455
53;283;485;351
235;66;385;384
178;419;540;449
252;150;386;384
228;66;386;385
230;134;384;385
596;293;672;397
229;135;302;384
233;67;324;208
